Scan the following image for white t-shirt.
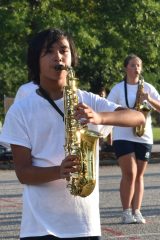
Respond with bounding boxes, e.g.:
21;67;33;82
3;82;38;149
0;89;119;238
107;81;160;144
14;81;38;102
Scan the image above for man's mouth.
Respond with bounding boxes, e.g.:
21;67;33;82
54;64;72;72
54;64;66;71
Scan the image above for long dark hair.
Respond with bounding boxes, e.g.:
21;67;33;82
27;28;78;84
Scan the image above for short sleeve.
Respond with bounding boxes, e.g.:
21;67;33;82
0;106;31;149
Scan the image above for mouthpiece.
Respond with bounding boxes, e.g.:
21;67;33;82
54;64;66;71
54;65;72;71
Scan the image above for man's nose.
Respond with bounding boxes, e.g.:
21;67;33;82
54;51;62;62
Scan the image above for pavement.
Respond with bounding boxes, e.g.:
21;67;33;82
100;163;160;240
0;164;160;239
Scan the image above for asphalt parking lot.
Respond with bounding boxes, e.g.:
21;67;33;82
100;163;160;240
0;163;160;240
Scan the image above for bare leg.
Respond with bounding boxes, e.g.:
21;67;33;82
118;153;137;210
132;160;148;213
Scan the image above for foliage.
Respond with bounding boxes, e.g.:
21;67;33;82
153;127;160;143
0;0;160;120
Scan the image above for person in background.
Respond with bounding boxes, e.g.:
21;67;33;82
14;81;38;102
0;30;145;240
107;54;160;224
98;86;107;98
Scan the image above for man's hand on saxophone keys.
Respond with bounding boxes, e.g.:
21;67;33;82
60;155;80;179
75;102;102;125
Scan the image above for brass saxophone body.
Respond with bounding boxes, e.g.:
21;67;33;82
62;66;100;197
134;78;151;137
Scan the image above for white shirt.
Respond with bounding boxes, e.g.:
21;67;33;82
14;81;38;102
0;89;119;238
107;81;160;144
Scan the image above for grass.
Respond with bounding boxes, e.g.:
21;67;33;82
153;127;160;143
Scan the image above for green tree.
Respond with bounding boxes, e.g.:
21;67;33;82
0;0;160;121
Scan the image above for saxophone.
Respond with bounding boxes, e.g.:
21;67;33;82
61;65;100;197
134;78;151;137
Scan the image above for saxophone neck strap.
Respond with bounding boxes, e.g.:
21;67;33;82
124;79;139;109
37;86;64;121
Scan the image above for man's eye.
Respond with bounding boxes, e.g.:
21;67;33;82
61;48;69;53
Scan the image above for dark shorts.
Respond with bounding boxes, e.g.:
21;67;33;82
20;236;101;240
113;140;152;162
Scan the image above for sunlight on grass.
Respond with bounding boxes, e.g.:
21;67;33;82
153;127;160;142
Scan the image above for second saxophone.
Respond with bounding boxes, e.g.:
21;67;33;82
134;78;151;137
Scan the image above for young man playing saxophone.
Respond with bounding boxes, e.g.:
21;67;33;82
0;29;145;240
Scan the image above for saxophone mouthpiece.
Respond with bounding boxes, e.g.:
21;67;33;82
54;64;66;71
54;65;73;72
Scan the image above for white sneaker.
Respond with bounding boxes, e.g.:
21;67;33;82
134;209;146;224
122;209;137;224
